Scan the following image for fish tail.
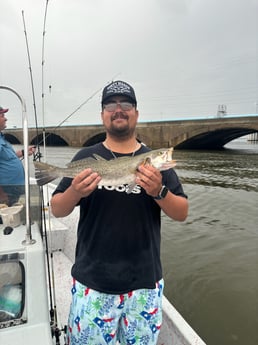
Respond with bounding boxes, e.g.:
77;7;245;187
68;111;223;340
34;162;60;186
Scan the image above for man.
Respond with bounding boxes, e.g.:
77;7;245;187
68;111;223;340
0;106;35;205
51;80;188;345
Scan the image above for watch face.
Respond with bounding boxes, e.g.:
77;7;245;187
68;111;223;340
153;185;168;200
160;186;168;198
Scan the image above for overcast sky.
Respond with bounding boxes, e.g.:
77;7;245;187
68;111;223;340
0;0;257;128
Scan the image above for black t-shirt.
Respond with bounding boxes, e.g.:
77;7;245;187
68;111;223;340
53;143;187;294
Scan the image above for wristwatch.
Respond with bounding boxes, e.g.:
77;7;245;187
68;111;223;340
153;185;169;200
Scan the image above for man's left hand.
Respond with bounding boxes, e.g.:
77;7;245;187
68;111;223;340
136;164;162;197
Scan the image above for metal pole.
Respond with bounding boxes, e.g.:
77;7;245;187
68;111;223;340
0;85;35;245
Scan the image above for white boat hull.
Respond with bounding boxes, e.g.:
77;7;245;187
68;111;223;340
0;222;54;345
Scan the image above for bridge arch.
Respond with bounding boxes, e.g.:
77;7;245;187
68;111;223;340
176;128;258;149
4;133;21;144
83;132;106;146
31;132;69;146
4;115;258;149
82;132;144;147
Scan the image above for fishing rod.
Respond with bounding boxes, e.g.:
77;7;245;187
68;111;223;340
35;72;121;146
53;72;121;129
22;10;42;162
61;72;121;125
23;2;63;343
21;2;118;343
41;0;50;161
39;2;116;340
34;86;102;147
40;2;63;342
22;4;60;340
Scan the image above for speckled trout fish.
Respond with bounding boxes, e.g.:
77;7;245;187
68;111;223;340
34;147;176;192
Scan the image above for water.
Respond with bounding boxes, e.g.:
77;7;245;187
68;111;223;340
20;140;258;345
162;140;258;345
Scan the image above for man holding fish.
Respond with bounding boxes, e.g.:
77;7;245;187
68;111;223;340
50;80;188;345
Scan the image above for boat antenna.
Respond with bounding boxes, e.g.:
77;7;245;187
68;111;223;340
22;10;42;162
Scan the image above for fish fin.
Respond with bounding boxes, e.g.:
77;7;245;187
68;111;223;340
142;157;151;165
92;154;107;161
159;159;177;170
126;182;137;194
34;162;59;186
66;157;96;167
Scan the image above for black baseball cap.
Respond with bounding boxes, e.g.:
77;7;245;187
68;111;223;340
101;80;137;106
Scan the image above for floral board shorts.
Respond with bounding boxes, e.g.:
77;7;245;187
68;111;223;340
67;278;164;345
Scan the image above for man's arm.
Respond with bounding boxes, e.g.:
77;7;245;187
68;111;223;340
136;165;188;221
16;146;36;158
51;168;101;217
153;191;188;221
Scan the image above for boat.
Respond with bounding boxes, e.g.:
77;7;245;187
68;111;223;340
0;85;206;344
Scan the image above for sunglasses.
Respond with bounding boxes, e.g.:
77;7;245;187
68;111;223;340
103;101;135;112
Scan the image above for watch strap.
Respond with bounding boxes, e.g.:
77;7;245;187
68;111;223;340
153;185;169;200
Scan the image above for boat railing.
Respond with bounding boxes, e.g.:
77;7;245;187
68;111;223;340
0;85;35;245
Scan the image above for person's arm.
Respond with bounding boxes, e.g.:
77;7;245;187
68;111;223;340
16;146;36;158
153;191;188;221
16;149;24;158
136;165;188;221
51;168;101;217
51;186;83;217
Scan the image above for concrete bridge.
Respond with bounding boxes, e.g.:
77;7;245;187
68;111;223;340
4;115;258;150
